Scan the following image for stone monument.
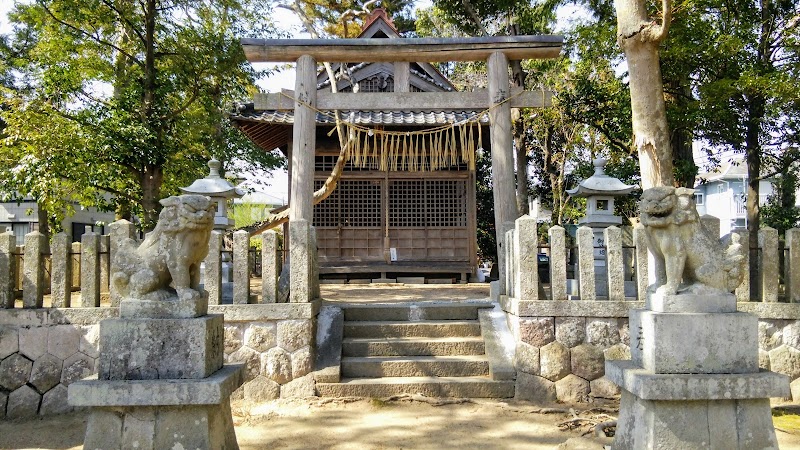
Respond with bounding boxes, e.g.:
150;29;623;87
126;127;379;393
567;158;638;297
606;186;789;449
68;194;244;449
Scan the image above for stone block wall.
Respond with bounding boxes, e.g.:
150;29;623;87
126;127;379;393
503;299;800;404
223;317;316;402
0;309;110;419
0;303;318;419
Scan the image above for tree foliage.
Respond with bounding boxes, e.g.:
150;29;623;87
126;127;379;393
0;0;285;232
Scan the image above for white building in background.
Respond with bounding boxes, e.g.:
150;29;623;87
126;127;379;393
0;197;116;245
693;155;775;236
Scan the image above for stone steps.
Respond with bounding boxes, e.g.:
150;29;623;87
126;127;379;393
340;302;492;321
316;376;515;398
341;355;490;378
317;302;513;399
343;321;482;339
342;336;486;357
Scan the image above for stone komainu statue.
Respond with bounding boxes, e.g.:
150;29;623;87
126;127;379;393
112;195;215;302
639;186;746;295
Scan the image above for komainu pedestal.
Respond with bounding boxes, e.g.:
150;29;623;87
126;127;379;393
68;195;244;449
607;292;789;449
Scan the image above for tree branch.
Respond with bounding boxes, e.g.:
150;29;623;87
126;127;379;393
99;0;147;45
38;0;143;68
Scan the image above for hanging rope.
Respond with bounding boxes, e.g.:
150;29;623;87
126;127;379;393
278;89;530;172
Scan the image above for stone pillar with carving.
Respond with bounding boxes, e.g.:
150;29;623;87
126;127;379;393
68;195;243;449
606;186;788;449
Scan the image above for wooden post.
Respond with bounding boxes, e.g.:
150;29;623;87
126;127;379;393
290;54;317;223
487;52;516;291
394;62;410;92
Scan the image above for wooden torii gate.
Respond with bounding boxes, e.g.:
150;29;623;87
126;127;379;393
241;35;563;300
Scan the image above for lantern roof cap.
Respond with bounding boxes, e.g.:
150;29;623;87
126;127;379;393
181;159;245;198
567;158;638;197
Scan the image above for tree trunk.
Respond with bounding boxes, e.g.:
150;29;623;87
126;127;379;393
667;80;697;187
614;0;674;189
745;95;765;282
140;165;163;229
511;59;529;217
37;205;50;241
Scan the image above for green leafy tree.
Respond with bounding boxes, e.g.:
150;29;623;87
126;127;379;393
0;0;284;232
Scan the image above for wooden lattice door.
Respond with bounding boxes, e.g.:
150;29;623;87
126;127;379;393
313;179;384;262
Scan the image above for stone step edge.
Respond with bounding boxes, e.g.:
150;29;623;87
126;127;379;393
342;336;485;343
320;376;512;385
344;320;480;326
342;355;489;363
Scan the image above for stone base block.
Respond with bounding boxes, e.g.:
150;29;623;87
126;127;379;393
120;292;208;319
613;390;778;450
606;361;790;400
71;365;243;449
630;309;758;374
608;360;789;450
83;401;238;450
69;364;244;407
98;315;223;380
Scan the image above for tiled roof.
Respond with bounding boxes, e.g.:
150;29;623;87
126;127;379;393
231;110;489;126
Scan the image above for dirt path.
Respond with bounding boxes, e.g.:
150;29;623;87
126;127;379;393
2;398;800;450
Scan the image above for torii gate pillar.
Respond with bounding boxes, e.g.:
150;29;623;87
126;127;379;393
488;51;517;290
288;54;317;303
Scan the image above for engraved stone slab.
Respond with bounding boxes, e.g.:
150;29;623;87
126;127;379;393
630;309;758;374
646;291;736;314
98;315;223;380
119;292;209;319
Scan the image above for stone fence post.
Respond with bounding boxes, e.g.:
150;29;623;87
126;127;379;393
759;227;778;303
0;231;16;308
733;229;750;302
633;224;649;302
604;226;624;301
51;232;72;308
100;234;110;294
576;226;596;300
514;215;539;300
261;230;279;303
289;219;311;303
233;230;251;304
81;232;101;307
109;220;136;306
548;225;566;301
787;228;800;303
205;231;223;305
23;231;47;308
505;228;516;298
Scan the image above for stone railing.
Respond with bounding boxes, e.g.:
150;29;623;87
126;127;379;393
0;226;283;309
500;215;799;303
497;214;800;405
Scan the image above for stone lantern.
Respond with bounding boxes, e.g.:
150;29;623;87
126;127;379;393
567;158;638;296
181;158;245;230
